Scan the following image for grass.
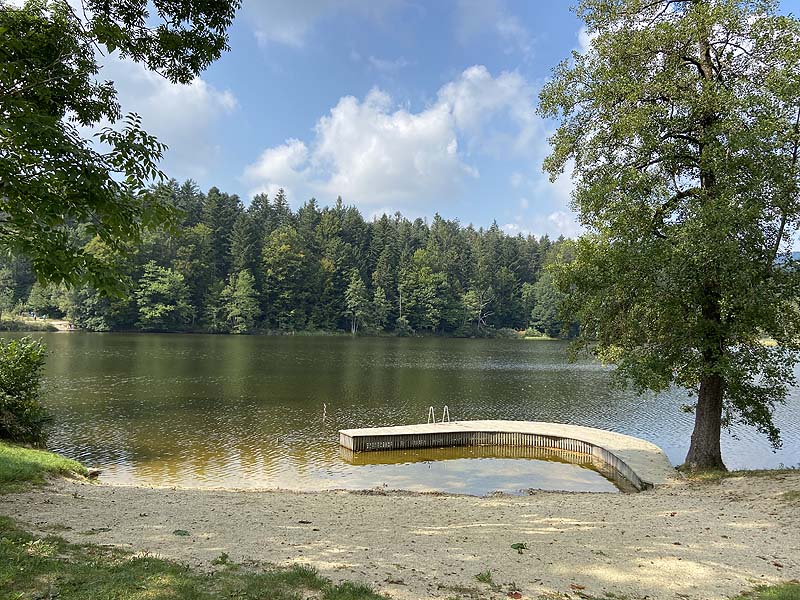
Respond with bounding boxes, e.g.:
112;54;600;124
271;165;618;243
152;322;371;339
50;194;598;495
780;490;800;503
0;515;383;599
0;513;797;600
474;570;494;585
0;441;88;493
731;583;800;599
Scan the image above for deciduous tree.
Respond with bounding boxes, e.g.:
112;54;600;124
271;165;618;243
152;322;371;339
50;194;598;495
0;0;238;292
540;0;800;470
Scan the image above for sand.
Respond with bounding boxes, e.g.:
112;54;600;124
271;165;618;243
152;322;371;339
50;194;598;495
2;474;799;600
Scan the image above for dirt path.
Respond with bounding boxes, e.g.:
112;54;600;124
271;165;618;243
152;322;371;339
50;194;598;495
2;475;799;599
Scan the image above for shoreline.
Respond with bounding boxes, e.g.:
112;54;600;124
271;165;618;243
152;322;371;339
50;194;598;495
2;473;798;600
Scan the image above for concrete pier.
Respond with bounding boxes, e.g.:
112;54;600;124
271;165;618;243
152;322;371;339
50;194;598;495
339;420;676;491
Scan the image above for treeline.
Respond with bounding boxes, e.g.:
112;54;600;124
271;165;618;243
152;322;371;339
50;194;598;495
0;180;576;337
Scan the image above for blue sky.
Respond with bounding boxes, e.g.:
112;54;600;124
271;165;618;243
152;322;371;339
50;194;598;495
103;0;800;238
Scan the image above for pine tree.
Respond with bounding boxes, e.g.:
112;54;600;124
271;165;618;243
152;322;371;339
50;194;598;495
202;187;242;281
230;213;260;276
222;270;261;334
262;225;309;330
371;286;390;332
344;269;369;335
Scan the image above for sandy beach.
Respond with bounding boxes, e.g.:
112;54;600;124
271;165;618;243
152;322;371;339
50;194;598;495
3;473;799;599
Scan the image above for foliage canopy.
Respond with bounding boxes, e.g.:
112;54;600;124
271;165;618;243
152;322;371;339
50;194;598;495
540;0;800;468
0;0;239;293
0;337;48;444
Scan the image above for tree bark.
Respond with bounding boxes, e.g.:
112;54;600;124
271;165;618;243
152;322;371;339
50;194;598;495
684;372;727;471
683;29;727;472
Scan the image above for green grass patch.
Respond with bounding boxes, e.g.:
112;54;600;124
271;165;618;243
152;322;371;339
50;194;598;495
780;490;800;503
732;582;800;599
0;441;88;493
474;570;494;585
0;516;383;599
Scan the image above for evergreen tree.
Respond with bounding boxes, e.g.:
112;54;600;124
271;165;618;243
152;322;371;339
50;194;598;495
203;280;228;333
222;271;261;334
262;225;309;330
230;213;260;275
202;187;242;281
371;286;390;332
344;270;369;335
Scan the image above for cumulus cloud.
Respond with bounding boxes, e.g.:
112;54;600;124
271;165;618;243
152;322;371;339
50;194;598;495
244;139;310;199
577;25;598;53
89;55;237;181
437;65;541;155
243;0;402;48
243;65;547;209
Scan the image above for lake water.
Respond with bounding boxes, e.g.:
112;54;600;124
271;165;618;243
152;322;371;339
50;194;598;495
10;333;800;495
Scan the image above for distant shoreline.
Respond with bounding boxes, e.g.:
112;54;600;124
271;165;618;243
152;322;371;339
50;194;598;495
0;321;563;340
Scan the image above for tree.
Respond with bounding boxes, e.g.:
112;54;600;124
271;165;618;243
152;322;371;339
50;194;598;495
202;280;227;334
135;261;193;331
202;187;242;281
344;270;369;335
540;0;800;470
528;272;568;339
173;223;215;326
0;337;49;444
0;267;15;315
0;0;238;292
222;270;261;334
262;225;309;330
371;286;390;332
462;287;493;332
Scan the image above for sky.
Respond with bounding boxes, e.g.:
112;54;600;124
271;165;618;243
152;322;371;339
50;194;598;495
100;0;800;239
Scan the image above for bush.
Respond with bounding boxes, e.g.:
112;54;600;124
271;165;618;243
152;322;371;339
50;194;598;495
495;328;522;339
0;337;50;445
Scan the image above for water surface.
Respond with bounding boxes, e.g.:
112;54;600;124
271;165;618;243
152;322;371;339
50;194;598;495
10;333;800;494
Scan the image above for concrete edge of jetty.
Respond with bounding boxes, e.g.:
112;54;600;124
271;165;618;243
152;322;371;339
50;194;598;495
339;420;677;492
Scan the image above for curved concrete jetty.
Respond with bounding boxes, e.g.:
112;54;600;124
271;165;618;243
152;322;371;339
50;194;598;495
339;420;676;491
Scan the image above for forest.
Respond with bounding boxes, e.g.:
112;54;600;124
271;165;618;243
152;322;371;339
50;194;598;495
0;180;575;338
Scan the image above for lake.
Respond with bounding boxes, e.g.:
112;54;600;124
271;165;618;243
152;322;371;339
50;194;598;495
11;333;800;494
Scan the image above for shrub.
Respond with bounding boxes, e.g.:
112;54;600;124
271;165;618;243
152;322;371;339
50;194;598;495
0;337;50;445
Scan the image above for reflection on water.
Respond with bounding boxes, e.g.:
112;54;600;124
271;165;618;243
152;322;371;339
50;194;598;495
5;333;799;493
340;445;636;494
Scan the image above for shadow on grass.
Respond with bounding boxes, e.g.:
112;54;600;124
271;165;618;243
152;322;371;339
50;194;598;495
0;516;383;599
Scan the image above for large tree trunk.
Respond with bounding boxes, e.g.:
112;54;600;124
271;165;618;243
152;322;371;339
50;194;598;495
684;373;727;471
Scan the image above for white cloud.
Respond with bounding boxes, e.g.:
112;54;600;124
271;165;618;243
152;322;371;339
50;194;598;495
243;0;402;48
91;55;237;181
244;139;310;199
437;65;541;155
243;65;547;210
11;0;237;182
577;25;597;53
